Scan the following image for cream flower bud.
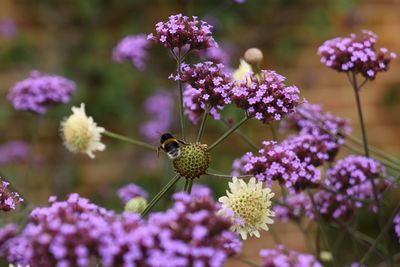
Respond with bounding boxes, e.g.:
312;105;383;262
124;197;147;213
218;177;275;240
233;59;252;82
60;103;105;158
244;48;263;66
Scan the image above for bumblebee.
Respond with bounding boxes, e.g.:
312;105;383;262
158;133;185;159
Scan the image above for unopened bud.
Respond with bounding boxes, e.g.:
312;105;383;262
124;197;147;213
244;48;263;66
319;251;333;262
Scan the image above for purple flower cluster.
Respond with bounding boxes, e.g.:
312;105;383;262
273;193;311;222
282;132;339;167
0;18;17;39
0;224;18;249
2;190;241;266
233;141;320;191
2;194;114;266
394;212;400;243
260;245;322;267
112;34;150;71
117;183;148;204
7;71;76;114
318;30;396;80
0;141;30;165
282;102;351;138
148;14;217;51
0;180;23;211
231;70;300;123
178;61;233;123
196;45;231;65
139;89;174;140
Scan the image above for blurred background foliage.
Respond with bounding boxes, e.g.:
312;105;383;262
0;0;399;264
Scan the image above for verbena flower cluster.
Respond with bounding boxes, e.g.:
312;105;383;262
1;190;241;266
0;18;17;39
233;141;320;191
0;224;18;249
231;70;300;123
7;71;76;114
282;102;352;138
318;30;397;80
148;14;217;50
178;61;233;123
0;141;30;165
394;212;400;243
260;244;322;267
139;89;174;140
112;34;150;71
0;180;23;212
274;155;391;222
117;183;148;204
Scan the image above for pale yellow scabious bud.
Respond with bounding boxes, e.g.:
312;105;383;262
244;48;263;66
124;197;148;213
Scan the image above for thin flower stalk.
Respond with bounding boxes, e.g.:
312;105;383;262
103;131;156;151
141;174;180;217
208;116;249;151
196;106;210;142
222;119;259;151
176;49;186;141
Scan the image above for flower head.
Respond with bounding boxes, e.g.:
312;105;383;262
231;70;300;123
260;244;322;267
219;177;274;239
233;59;252;82
148;14;217;50
124;197;147;213
112;34;150;71
233;141;320;190
394;212;400;243
318;30;396;80
0;141;30;166
60;103;105;158
140;89;174;140
179;61;234;123
7;71;76;114
117;183;148;204
173;143;210;179
0;180;23;212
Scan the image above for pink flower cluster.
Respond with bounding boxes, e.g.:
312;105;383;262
112;34;150;71
318;30;396;80
231;70;300;123
0;180;23;212
260;244;322;267
179;61;233;123
148;14;217;50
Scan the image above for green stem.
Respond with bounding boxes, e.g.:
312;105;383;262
308;191;337;267
205;172;252;179
222;119;258;151
103;131;156;151
269;123;277;141
359;203;400;264
196;107;209;143
24;116;40;195
208;116;249;151
183;178;189;192
187;179;194;193
177;49;186;141
141;174;180;217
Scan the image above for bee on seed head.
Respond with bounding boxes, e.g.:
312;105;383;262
158;133;186;159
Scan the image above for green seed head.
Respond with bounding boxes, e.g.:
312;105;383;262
173;143;210;179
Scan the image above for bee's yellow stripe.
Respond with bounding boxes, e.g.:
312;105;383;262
162;138;178;148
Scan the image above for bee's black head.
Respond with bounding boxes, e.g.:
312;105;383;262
160;133;174;143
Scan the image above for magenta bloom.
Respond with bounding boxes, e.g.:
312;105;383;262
148;14;217;51
7;71;76;114
178;61;233;123
0;18;17;39
260;244;322;267
273;192;311;222
394;213;400;243
140;89;174;140
282;132;340;167
318;30;396;80
0;180;23;212
112;34;150;71
0;141;30;165
233;141;320;191
117;183;148;204
231;70;300;123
